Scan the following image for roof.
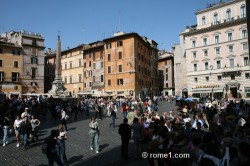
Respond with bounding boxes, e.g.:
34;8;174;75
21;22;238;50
0;41;22;48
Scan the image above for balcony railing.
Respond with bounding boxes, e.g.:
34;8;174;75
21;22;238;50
0;77;22;83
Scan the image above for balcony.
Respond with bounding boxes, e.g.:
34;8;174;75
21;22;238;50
222;65;242;75
0;77;22;83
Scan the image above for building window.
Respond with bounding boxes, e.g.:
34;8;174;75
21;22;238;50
228;45;234;52
70;76;72;83
79;74;82;82
93;63;96;69
192;40;196;48
229;59;234;67
242;30;248;38
214;13;218;24
65;63;67;69
244;57;249;66
118;52;122;59
117;41;123;47
0;60;2;67
228;32;233;41
205;76;209;82
194;64;197;71
14;86;18;90
165;74;168;81
117;79;123;85
12;72;19;82
243;43;248;50
106;43;112;49
226;9;231;21
218;75;222;81
89;61;91;67
231;75;235;80
215;48;220;55
84;62;86;68
0;48;2;53
108;79;111;86
205;62;209;70
89;71;92;76
14;61;18;68
31;68;36;79
101;62;103;68
245;73;250;79
31;57;38;64
108;54;111;61
118;65;122;72
84;83;86;88
193;52;196;58
93;53;95;61
70;61;72;68
93;76;96;82
203;38;207;46
89;53;91;59
101;75;103;82
89;82;92;87
12;50;20;55
0;71;4;81
100;52;103;59
217;61;221;69
79;59;82;66
240;5;246;18
202;16;206;25
165;83;168;88
215;36;219;44
194;77;198;82
204;50;208;56
108;66;111;73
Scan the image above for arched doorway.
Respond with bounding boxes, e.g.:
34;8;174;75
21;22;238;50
182;88;188;98
229;85;237;98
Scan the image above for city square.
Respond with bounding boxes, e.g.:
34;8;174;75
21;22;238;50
0;100;176;166
0;0;250;166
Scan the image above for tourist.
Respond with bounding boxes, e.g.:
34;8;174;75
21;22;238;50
13;115;22;147
46;129;63;166
89;117;100;153
20;116;32;150
131;117;144;159
2;114;10;146
118;118;131;159
58;124;68;165
61;108;68;131
109;105;116;128
30;115;40;142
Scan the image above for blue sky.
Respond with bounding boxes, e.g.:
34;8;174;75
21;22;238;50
1;0;214;51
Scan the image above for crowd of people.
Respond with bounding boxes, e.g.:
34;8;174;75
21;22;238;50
116;97;250;166
1;95;250;166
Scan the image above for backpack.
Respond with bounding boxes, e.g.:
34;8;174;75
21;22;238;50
41;137;49;155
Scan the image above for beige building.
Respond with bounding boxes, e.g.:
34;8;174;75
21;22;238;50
0;40;23;98
158;51;175;96
180;0;248;99
82;41;104;96
1;30;45;95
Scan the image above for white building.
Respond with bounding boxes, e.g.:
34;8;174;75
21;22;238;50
180;0;248;99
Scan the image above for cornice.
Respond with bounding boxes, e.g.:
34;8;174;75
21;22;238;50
183;17;247;37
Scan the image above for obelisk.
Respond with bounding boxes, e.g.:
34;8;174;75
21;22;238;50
48;35;67;97
55;35;62;81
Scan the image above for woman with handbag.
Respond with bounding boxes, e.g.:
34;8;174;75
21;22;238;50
13;115;23;147
89;117;100;154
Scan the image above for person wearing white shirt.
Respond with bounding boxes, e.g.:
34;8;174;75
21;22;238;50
13;115;23;147
21;108;30;120
61;108;68;131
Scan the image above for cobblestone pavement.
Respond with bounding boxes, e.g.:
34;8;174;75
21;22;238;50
0;100;177;166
